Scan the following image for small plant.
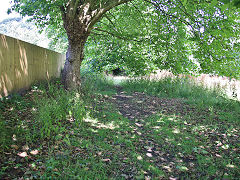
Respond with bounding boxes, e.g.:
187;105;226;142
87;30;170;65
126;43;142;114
31;81;87;141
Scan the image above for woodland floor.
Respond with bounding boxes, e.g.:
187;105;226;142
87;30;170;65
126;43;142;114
0;80;239;179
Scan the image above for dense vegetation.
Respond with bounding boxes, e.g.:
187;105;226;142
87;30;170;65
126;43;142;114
9;0;240;89
0;74;239;179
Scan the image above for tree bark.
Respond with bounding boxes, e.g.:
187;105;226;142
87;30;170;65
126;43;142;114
61;38;88;90
61;13;90;90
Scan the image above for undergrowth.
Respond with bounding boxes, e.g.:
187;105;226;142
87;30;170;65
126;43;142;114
0;74;239;179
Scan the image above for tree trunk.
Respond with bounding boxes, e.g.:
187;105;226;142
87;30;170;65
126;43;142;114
60;0;132;90
61;36;88;90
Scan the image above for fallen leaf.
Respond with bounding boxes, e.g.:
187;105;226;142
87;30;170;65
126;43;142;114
102;159;111;162
30;150;39;155
215;154;222;158
53;168;58;172
22;145;29;151
135;123;143;127
146;153;153;157
18;152;28;157
12;134;17;141
222;144;229;150
169;177;178;180
163;165;172;172
11;145;19;150
147;149;152;152
137;155;143;160
136;131;142;135
226;164;235;168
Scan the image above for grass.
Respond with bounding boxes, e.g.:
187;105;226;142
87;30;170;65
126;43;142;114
0;74;239;179
122;77;240;112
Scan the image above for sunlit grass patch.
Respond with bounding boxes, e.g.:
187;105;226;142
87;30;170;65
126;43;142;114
121;77;240;112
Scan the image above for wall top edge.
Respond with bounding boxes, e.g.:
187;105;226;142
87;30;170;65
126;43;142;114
0;33;65;56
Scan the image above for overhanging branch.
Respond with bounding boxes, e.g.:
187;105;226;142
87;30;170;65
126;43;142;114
88;0;133;29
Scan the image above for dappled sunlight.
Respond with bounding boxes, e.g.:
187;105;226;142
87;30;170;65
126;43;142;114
0;34;65;98
172;128;180;134
17;40;28;76
192;125;207;132
155;114;181;123
0;35;12;97
1;35;8;49
148;71;240;101
152;126;161;130
83;114;119;130
0;73;13;97
167;116;179;122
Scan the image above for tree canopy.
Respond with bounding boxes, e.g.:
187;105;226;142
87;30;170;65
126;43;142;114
86;0;240;77
9;0;240;88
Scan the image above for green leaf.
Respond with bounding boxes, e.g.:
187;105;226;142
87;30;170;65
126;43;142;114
233;0;240;8
183;0;188;6
210;0;218;7
221;4;229;11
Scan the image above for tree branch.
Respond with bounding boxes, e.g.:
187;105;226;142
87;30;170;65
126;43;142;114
88;0;133;30
73;0;81;17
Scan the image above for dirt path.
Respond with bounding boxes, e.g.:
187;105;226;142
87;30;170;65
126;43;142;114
110;86;195;121
105;87;201;178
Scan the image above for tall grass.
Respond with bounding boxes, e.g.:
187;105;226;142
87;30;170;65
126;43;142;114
30;79;88;141
81;72;116;96
121;77;240;112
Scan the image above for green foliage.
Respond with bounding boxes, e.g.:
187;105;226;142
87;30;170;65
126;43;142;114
80;64;116;94
85;0;240;77
32;81;86;140
0;93;32;151
9;0;240;78
0;119;12;150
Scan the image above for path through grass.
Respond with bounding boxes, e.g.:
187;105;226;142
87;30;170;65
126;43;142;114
0;76;239;179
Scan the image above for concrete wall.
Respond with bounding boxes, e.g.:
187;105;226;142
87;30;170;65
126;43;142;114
0;34;65;98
